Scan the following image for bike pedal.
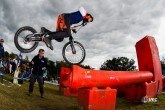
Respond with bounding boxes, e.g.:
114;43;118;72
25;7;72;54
42;37;45;42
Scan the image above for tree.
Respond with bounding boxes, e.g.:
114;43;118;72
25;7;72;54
78;64;92;69
47;60;56;78
100;57;136;71
4;51;9;58
9;52;18;59
24;56;29;63
45;57;49;62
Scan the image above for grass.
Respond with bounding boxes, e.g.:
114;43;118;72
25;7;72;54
0;74;78;110
116;94;165;110
0;74;165;110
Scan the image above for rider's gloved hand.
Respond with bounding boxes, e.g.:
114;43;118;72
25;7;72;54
82;18;88;26
72;28;77;33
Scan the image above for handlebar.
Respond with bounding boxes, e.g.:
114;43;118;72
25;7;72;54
71;24;83;28
70;24;82;33
70;22;87;33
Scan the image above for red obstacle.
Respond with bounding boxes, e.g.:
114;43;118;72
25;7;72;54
62;67;153;88
59;67;78;96
59;36;163;110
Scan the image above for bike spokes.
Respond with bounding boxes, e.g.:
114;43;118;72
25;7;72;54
17;30;36;50
63;42;85;64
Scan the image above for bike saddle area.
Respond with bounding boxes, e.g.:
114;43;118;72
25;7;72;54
41;27;52;33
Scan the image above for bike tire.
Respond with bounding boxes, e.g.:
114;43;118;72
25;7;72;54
62;41;86;65
14;26;39;53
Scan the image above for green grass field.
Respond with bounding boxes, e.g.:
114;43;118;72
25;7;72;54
0;74;165;110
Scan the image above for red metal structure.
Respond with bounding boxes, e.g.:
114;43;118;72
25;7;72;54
62;68;153;88
59;67;78;96
59;36;163;110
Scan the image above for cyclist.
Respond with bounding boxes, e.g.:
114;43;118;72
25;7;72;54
43;7;93;50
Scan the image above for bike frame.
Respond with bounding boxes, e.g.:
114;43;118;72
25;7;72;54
68;24;83;54
25;33;43;43
25;24;83;54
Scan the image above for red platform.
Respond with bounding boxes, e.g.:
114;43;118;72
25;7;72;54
78;87;117;110
59;36;163;110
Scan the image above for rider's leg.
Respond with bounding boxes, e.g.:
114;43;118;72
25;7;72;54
44;14;71;50
41;27;51;33
44;29;70;50
48;29;71;40
48;13;71;40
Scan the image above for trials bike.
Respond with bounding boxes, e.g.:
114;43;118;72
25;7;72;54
14;24;86;64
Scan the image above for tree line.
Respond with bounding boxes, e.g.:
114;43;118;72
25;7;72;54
3;51;92;79
3;50;165;79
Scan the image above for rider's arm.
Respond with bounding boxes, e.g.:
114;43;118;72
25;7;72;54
79;7;87;18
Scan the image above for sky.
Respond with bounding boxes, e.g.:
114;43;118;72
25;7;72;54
0;0;165;69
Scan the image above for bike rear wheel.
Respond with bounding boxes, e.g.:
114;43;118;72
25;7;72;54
62;41;86;64
14;26;39;53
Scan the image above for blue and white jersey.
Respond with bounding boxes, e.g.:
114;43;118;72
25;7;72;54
69;7;87;25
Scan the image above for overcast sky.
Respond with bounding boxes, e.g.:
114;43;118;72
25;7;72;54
0;0;165;69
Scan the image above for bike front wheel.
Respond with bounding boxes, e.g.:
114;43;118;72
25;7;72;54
14;26;39;53
62;41;86;65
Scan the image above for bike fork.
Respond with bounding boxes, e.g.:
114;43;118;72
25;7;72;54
70;37;76;54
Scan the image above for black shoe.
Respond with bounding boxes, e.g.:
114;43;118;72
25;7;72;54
41;94;44;98
41;27;45;33
41;27;51;33
44;37;53;50
27;93;32;96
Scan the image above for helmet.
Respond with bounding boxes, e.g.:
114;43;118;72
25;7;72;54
86;13;94;22
0;39;4;42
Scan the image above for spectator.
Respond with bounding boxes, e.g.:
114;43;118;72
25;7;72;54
26;62;31;77
6;58;11;74
0;39;4;68
21;63;26;73
2;57;7;73
28;49;47;98
9;59;12;74
0;39;4;59
11;57;17;74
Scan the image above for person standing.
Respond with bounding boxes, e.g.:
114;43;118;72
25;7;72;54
25;62;31;77
28;49;47;98
0;39;4;58
5;58;11;74
9;59;12;74
0;39;4;67
11;57;17;74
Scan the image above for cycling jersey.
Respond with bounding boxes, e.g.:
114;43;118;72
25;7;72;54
56;7;87;31
69;7;87;25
